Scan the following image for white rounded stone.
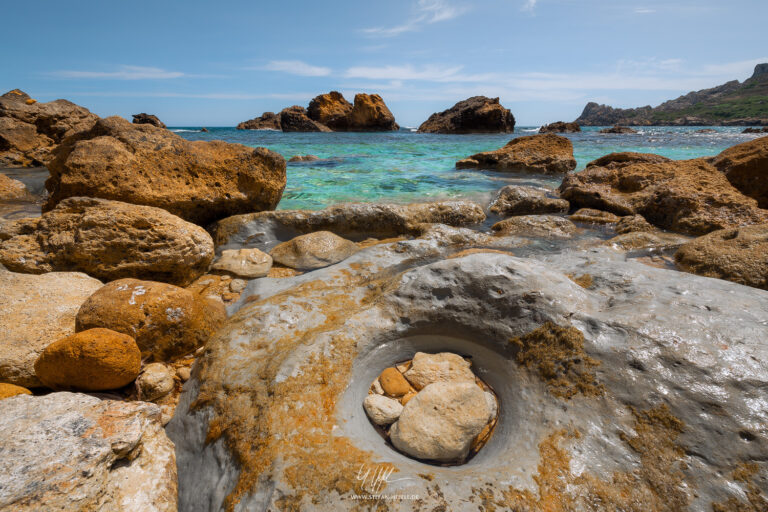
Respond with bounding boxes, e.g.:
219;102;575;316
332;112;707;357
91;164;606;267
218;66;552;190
363;394;403;425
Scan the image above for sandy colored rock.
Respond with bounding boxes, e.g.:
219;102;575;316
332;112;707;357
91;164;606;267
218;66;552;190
76;278;227;361
288;154;320;162
378;367;412;397
0;392;177;511
456;134;577;174
615;214;654;233
0;197;214;286
176;366;192;382
418;96;515;134
211;248;272;278
307;91;353;127
34;328;141;391
136;363;176;401
336;93;398;131
390;381;492;462
492;214;577;238
675;224;768;290
489;185;569;216
607;232;667;251
403;352;476;390
559;157;768;235
279;106;332;132
586;152;672;168
712;135;768;208
0;383;31;400
0;270;103;387
363;394;403;426
270;231;359;270
539;121;580;133
570;208;622;224
0;174;32;201
44;116;286;225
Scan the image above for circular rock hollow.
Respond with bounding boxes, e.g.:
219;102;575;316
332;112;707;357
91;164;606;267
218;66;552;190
363;350;500;466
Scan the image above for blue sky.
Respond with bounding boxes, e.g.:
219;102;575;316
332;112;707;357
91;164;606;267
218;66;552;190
2;0;766;126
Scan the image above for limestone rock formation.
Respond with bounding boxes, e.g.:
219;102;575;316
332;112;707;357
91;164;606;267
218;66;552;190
456;134;577;174
539;121;580;133
279;106;332;132
675;224;768;290
0;270;102;387
492;214;577;238
75;278;227;361
132;113;166;128
34;328;142;391
337;93;399;131
211;248;273;278
307;91;353;127
712;135;768;208
0;392;177;511
0;197;214;286
559;157;768;235
418;96;515;134
0;89;99;167
45;116;286;225
569;208;622;224
236;112;281;130
488;185;569;216
270;231;359;270
0;173;33;201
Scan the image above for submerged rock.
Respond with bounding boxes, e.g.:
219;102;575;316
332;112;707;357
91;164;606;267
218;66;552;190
0;197;214;286
489;185;569;216
599;125;638;134
0;392;177;511
45;116;286;225
270;231;359;270
712;135;768;208
539;121;580;133
492;214;577;238
456;134;577;174
132;113;166;128
288;154;320;162
0;270;102;387
418;96;515;134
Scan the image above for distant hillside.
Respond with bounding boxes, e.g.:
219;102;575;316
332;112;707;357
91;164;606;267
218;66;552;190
575;63;768;126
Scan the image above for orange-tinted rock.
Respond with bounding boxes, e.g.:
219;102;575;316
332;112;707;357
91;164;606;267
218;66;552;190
34;328;141;391
307;91;353;126
539;121;580;133
418;96;515;134
457;134;576;174
0;383;32;400
45;116;286;225
339;93;399;131
379;367;411;397
76;278;227;361
0;173;32;201
712;135;768;208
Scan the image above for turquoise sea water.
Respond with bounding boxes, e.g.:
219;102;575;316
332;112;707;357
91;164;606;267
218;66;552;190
175;127;756;210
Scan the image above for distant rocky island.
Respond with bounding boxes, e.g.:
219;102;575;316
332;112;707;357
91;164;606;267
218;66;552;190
418;96;515;134
575;63;768;126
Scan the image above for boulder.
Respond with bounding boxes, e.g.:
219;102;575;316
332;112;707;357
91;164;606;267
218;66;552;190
569;208;622;224
586;151;671;167
337;93;399;131
0;173;32;201
44;116;286;225
363;394;403;426
403;352;476;390
0;392;177;511
34;328;142;391
0;270;102;387
0;89;99;168
0;197;215;286
0;383;31;400
489;185;569;216
418;96;515;134
236;112;281;130
211;248;273;278
456;134;577;174
712;135;768;208
279;106;331;132
615;214;654;234
599;125;638;134
741;127;768;134
675;224;768;290
559;157;768;235
307;91;353;127
270;231;359;270
539;121;580;133
492;214;577;238
75;278;227;361
389;381;492;462
136;363;176;401
132;113;166;128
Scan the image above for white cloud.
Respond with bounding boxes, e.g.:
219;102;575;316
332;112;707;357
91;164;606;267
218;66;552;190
361;0;468;37
262;60;331;77
49;65;184;80
522;0;539;12
634;8;656;14
345;64;464;81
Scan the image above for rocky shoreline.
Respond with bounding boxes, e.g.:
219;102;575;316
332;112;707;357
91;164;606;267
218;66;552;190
1;88;767;511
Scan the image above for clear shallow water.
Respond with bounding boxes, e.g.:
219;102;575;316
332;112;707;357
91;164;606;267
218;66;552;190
174;126;758;211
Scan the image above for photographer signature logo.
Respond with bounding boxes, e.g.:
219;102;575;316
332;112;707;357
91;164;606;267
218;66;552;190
352;464;420;501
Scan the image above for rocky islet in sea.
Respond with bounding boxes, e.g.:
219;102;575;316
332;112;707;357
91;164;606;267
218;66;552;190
0;89;767;511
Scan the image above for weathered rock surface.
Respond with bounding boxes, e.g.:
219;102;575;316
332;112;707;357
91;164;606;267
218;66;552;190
390;381;492;462
492;214;577;238
615;214;654;233
336;93;399;131
0;89;99;167
712;135;768;208
363;394;403;426
0;392;177;511
456;134;577;174
0;173;32;201
675;224;768;290
403;352;476;390
306;91;353;127
288;154;320;163
211;248;273;278
132;113;166;128
34;328;141;391
489;185;569;216
279;106;332;132
559;157;768;235
569;207;622;224
586;151;671;167
136;363;176;401
44;116;286;225
270;231;358;270
539;121;580;133
743;127;768;134
236;112;281;130
0;270;102;387
0;197;214;286
599;125;638;134
418;96;515;134
0;383;31;400
76;278;227;361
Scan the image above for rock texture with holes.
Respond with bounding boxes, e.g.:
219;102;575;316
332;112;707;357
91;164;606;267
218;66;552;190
456;134;577;174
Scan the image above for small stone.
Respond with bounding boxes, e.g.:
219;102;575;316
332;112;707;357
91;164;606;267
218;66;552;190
370;378;384;395
615;214;654;234
492;215;577;238
363;394;403;426
160;404;175;426
270;231;359;270
136;363;175;401
400;392;417;405
379;367;412;397
570;208;622;224
403;352;476;390
489;185;569;216
176;366;191;382
0;382;32;400
229;279;247;293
